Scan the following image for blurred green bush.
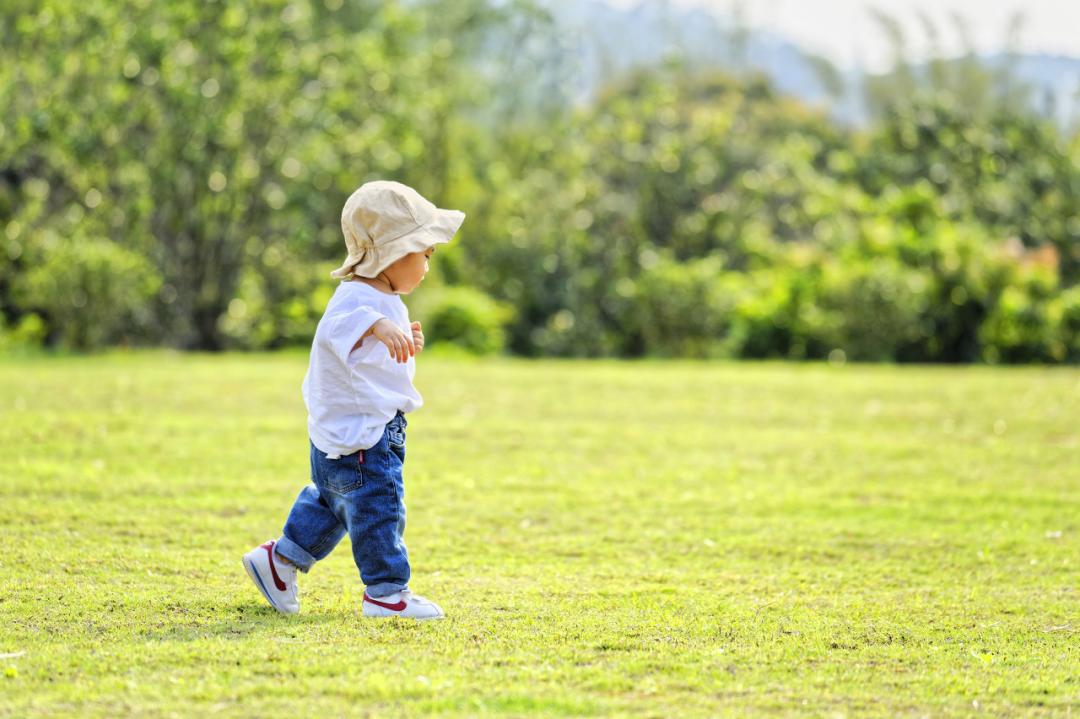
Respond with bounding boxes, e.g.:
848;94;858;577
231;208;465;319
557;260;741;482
815;259;931;362
408;286;512;355
979;266;1070;363
13;237;161;350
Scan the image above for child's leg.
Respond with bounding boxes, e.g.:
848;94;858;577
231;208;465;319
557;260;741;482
342;437;409;598
274;443;348;572
312;414;411;598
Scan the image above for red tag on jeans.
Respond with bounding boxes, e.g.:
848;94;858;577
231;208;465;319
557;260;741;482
358;450;364;465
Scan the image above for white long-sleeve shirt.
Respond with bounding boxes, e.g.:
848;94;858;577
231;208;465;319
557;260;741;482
302;280;421;456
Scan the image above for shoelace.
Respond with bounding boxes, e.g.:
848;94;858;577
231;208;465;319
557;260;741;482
404;592;435;607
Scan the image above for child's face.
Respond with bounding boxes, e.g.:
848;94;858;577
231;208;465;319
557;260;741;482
384;246;435;294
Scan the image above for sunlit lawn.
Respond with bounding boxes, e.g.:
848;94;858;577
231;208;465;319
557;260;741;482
0;351;1077;717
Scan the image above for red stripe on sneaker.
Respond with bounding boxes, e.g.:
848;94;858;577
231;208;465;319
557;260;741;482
364;593;407;611
261;541;288;591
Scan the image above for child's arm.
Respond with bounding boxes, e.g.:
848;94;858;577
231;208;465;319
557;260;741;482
351;321;379;353
352;318;416;363
323;307;405;364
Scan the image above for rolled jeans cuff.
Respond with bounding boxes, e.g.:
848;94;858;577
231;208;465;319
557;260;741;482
274;535;317;573
365;582;409;598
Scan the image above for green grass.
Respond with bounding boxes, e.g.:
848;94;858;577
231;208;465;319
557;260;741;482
0;352;1077;717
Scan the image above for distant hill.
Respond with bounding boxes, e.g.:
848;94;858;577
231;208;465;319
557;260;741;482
538;0;1080;127
993;53;1080;122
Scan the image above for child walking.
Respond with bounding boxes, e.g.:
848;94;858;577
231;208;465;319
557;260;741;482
242;180;464;620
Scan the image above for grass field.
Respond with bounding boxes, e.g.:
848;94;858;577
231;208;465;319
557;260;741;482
0;352;1077;717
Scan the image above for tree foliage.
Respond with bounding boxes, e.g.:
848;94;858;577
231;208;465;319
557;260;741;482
1;0;1077;362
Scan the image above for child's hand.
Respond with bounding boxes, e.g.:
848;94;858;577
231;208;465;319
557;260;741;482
411;321;424;354
370;318;415;363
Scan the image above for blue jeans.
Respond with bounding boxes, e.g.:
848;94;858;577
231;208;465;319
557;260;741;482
274;411;409;598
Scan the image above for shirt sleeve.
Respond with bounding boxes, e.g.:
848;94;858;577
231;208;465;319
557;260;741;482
320;304;386;364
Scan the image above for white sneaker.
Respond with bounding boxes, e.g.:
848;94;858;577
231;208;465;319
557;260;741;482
362;590;445;620
242;540;299;614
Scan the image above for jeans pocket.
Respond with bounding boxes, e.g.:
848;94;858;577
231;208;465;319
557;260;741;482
386;426;406;464
319;451;364;494
388;427;405;448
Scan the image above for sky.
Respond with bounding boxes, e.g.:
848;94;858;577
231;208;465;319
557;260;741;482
602;0;1080;71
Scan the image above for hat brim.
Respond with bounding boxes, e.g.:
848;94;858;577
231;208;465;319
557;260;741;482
422;208;465;247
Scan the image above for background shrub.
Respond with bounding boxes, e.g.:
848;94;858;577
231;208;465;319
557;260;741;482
13;237;161;350
408;286;512;355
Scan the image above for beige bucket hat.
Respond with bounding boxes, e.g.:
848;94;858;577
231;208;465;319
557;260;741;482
331;180;465;280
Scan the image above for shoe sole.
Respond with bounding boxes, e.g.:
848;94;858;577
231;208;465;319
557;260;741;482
242;555;291;614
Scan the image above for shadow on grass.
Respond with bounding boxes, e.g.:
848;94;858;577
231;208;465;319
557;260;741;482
141;598;447;644
140;602;343;643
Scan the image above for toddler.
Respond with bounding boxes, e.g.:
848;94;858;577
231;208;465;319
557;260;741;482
242;180;464;620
